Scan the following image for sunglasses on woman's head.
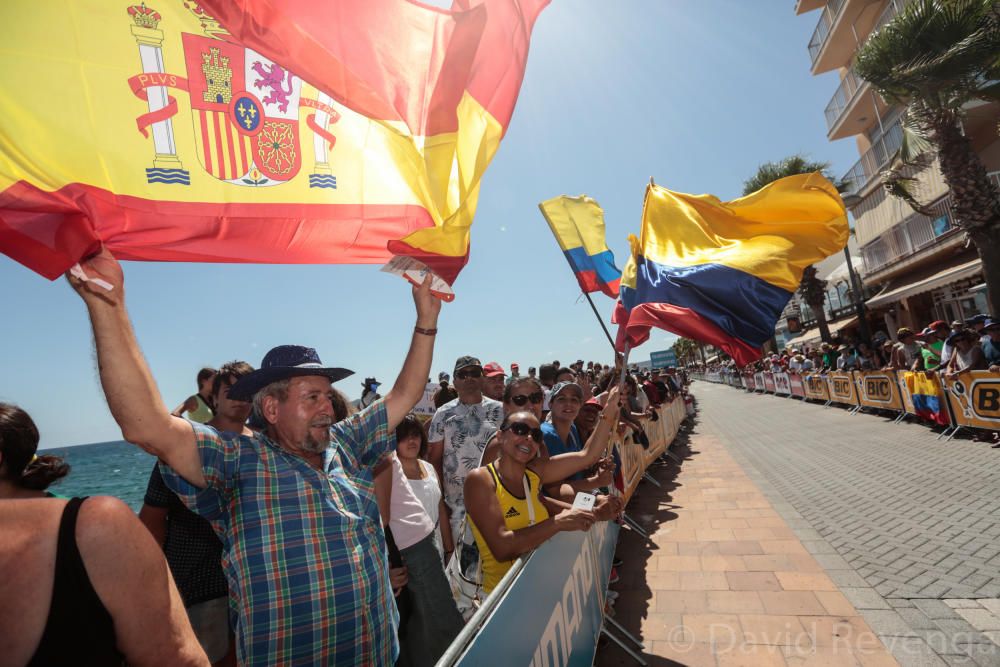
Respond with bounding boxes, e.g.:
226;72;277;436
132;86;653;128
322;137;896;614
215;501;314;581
455;368;483;380
509;392;544;406
503;421;544;444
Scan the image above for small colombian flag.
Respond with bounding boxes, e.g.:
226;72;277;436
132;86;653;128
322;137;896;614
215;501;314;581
539;195;622;298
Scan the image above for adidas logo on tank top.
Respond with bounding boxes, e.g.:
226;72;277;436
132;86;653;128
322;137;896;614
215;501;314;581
505;506;520;519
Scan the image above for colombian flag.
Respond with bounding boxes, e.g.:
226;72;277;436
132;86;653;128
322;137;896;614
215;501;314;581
903;372;951;426
539;195;622;298
614;173;848;366
0;0;548;297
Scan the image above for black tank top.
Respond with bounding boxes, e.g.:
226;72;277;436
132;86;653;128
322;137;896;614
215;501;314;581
28;497;123;666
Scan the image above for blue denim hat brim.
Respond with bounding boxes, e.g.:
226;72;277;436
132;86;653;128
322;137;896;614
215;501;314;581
228;367;354;402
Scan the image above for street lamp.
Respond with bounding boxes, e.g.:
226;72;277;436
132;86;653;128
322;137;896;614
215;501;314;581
840;193;871;344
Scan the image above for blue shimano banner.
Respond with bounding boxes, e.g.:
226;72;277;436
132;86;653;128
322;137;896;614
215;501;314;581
453;521;620;666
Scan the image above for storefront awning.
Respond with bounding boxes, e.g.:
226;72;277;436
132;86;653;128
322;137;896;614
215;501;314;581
784;316;859;348
865;259;983;309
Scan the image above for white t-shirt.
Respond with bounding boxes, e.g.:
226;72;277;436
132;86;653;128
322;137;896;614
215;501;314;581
428;396;503;540
388;454;435;550
408;460;444;557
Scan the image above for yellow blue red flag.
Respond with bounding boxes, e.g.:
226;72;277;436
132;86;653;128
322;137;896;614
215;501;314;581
538;195;622;298
0;0;548;299
614;173;848;365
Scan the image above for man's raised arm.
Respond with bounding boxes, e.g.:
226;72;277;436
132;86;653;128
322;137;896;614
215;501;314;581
67;247;205;487
383;274;442;430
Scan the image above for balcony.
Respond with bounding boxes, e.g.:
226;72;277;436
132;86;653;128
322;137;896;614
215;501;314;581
807;0;847;65
859;172;1000;275
809;0;906;75
841;117;904;196
796;0;827;14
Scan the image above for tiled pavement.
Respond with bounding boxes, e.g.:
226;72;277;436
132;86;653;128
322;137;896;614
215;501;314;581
596;384;1000;667
596;419;898;666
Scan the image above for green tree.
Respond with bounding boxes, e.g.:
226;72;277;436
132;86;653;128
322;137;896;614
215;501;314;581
854;0;1000;314
743;155;845;343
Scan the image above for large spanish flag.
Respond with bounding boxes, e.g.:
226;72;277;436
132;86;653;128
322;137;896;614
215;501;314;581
614;173;848;366
0;0;548;297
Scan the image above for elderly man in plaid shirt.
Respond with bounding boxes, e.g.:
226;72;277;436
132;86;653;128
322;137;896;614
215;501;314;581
69;247;442;665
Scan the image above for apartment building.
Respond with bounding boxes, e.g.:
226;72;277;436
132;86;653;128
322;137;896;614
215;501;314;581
797;0;998;339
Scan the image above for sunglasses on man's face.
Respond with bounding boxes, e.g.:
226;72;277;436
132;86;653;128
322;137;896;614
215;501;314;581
455;368;483;380
509;392;544;407
504;421;544;444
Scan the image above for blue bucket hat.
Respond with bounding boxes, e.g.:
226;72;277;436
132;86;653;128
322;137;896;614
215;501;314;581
228;345;353;401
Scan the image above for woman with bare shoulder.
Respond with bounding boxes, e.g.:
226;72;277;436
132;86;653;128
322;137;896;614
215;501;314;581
0;403;207;667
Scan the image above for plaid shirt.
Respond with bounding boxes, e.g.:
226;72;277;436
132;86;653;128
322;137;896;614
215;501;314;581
160;399;398;666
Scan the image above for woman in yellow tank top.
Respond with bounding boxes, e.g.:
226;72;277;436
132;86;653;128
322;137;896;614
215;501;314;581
465;402;624;593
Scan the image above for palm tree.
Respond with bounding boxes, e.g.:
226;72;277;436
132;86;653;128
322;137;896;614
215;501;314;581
743;155;846;343
672;337;701;365
854;0;1000;314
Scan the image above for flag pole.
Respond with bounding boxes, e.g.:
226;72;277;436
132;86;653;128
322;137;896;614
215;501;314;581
585;292;617;351
537;202;617;352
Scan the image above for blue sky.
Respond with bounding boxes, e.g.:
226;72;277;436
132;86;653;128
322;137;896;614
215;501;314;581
2;0;860;448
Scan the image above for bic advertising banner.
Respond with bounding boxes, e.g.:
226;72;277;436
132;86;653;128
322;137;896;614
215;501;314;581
763;372;776;393
942;371;1000;430
773;372;791;395
803;374;830;401
826;372;858;406
754;372;765;391
855;371;903;411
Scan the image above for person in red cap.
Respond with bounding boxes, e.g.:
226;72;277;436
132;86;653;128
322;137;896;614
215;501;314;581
482;362;507;401
509;362;520;379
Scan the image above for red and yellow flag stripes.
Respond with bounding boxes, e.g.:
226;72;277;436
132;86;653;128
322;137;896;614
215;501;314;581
0;0;548;292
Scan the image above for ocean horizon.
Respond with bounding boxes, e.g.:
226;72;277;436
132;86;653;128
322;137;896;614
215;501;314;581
44;440;157;512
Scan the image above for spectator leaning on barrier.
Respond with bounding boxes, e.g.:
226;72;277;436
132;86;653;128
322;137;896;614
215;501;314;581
66;247;442;666
889;328;920;371
982;320;1000;372
541;382;615;496
464;405;624;595
940;320;966;366
836;345;859;371
427;356;504;550
640;373;662;407
919;321;950;371
944;330;987;378
967;314;992;343
481;376;546;466
650;368;671;401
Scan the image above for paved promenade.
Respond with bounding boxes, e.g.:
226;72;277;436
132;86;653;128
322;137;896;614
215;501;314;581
597;383;1000;667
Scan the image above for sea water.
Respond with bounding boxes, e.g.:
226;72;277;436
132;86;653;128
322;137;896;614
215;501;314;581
45;441;157;512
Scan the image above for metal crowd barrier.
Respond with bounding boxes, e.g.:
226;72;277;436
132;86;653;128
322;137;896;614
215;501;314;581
692;369;1000;437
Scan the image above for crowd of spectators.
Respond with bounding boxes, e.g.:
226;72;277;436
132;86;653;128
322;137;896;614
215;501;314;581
696;314;999;380
0;249;691;666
